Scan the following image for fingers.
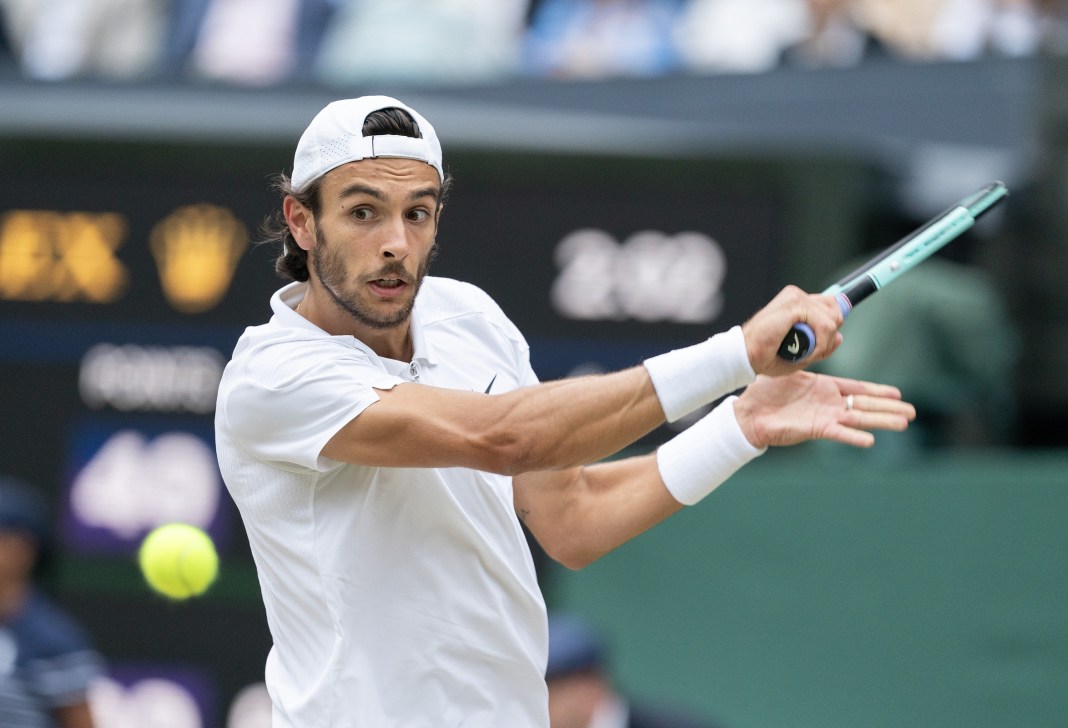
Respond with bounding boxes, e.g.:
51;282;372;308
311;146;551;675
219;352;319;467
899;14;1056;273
831;376;904;401
810;292;847;357
795;289;846;362
823;424;876;449
833;377;917;425
743;286;846;377
831;387;916;448
811;375;916;449
844;408;914;433
845;394;916;421
823;407;910;450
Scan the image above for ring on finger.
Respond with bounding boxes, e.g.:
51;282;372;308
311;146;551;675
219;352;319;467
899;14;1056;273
845;394;854;411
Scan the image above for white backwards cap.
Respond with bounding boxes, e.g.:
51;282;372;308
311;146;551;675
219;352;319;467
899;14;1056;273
291;96;444;192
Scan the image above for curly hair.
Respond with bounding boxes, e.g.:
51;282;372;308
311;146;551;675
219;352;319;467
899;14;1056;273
259;107;451;282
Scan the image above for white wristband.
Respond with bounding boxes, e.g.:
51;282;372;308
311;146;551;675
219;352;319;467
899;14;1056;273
656;396;766;506
643;326;755;423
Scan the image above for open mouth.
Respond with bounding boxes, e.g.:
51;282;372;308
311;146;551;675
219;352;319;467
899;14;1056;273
368;277;411;297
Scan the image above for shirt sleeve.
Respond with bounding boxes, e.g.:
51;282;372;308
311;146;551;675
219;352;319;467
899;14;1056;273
475;284;541;389
18;593;106;709
220;340;404;471
513;333;540;389
28;649;104;708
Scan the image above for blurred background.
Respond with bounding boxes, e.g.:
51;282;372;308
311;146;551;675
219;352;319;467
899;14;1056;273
0;0;1066;726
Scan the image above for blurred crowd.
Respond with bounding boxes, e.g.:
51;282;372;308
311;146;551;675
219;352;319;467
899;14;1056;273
0;0;1067;85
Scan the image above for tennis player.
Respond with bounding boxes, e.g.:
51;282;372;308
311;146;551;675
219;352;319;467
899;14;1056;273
214;95;915;727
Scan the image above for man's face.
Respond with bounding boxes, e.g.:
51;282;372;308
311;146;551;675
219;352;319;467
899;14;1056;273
0;530;37;583
306;158;442;330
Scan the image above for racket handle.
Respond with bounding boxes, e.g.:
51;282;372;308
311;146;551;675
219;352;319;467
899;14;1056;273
776;293;853;362
778;323;815;362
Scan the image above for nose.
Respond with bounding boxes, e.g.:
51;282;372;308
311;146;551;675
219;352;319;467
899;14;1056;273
380;215;410;260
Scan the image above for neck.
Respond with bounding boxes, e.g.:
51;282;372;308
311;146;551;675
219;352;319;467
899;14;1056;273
354;326;413;362
296;284;414;361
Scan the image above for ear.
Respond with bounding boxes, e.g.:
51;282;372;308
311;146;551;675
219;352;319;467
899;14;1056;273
284;196;317;251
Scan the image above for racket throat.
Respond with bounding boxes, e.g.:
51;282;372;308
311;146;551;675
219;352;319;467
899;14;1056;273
840;276;878;309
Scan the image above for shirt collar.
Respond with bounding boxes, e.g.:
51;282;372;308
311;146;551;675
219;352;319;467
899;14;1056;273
409;296;433;366
272;281;318;331
271;281;435;366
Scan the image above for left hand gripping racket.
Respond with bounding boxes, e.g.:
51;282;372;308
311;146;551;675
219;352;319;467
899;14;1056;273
777;181;1009;362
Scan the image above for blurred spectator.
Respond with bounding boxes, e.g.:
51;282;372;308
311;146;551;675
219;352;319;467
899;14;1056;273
160;0;339;83
843;0;1068;61
849;0;944;60
292;0;340;79
188;0;301;86
0;0;166;80
547;612;722;728
2;0;1064;84
930;0;1068;60
316;0;528;85
524;0;684;79
817;210;1019;450
158;0;212;78
0;476;105;728
673;0;808;74
1037;0;1068;52
779;0;890;69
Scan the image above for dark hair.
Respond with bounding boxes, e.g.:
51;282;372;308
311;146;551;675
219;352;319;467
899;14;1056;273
260;107;451;282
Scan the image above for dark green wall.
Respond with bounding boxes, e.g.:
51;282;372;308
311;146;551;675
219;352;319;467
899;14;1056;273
550;448;1068;728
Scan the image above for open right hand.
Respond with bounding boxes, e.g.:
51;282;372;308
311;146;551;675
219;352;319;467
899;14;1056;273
732;372;916;449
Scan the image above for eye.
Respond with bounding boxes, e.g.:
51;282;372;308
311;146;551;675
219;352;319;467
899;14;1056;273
407;209;431;223
351;207;374;221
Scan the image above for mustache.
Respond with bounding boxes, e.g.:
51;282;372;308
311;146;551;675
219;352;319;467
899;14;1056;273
363;242;439;284
364;262;413;284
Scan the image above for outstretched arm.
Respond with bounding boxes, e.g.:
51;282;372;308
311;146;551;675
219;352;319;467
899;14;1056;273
322;366;666;475
322;287;844;473
515;373;915;570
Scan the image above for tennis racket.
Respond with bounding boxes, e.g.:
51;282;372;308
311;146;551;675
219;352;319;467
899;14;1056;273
777;181;1009;362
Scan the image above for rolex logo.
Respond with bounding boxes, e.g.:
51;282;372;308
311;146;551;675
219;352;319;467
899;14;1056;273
150;204;247;313
0;209;128;303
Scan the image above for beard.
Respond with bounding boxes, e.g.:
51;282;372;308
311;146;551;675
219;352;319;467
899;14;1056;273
312;226;438;330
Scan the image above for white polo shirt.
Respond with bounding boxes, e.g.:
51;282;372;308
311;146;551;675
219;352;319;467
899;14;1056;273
215;277;548;727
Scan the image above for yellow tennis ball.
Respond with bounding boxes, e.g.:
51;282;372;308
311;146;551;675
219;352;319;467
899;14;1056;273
138;523;218;600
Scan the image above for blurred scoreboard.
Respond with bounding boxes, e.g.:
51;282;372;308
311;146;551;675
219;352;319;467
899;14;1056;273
0;138;285;727
0;135;872;727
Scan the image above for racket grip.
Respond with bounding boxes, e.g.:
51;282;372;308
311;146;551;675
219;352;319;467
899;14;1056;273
776;293;853;362
778;323;815;362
